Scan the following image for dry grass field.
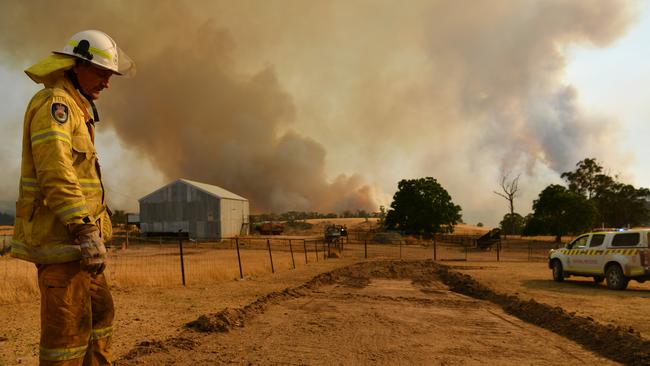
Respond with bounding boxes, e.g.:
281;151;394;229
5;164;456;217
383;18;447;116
2;222;649;364
0;250;360;365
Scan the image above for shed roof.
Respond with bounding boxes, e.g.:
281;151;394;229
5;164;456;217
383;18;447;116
179;179;248;201
139;178;248;202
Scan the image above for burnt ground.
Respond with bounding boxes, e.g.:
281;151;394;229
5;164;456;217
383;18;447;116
113;260;650;365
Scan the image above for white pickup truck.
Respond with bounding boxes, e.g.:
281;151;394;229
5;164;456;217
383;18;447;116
548;229;650;290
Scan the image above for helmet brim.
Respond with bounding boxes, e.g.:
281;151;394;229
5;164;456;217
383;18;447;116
53;46;136;78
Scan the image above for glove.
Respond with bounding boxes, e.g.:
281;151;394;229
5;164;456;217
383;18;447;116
69;223;107;274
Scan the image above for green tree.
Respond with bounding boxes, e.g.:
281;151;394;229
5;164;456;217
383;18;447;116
499;212;525;235
593;183;649;227
385;177;462;235
562;158;649;227
523;184;596;242
560;158;607;199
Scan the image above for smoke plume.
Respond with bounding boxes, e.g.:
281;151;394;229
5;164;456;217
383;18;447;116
0;1;380;213
0;0;639;220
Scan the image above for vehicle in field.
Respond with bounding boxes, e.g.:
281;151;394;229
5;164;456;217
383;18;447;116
548;228;650;290
323;224;347;258
324;224;347;244
476;228;500;250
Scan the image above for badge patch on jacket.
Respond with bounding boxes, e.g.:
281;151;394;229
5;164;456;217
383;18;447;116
51;103;69;124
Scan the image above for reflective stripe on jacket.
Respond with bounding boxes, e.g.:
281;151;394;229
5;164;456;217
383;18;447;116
11;76;112;264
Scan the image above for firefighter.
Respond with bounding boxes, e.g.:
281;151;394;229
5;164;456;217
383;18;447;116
11;30;135;365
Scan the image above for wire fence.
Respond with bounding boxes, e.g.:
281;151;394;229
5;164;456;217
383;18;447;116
0;232;563;304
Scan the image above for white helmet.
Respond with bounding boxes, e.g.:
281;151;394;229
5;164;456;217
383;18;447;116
54;29;136;77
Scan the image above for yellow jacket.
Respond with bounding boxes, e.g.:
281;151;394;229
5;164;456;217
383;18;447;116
11;56;112;264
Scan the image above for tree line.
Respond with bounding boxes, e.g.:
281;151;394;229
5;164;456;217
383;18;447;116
374;157;649;242
250;209;386;223
502;158;649;241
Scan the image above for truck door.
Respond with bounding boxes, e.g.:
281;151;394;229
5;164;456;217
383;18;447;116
565;234;589;272
584;233;606;274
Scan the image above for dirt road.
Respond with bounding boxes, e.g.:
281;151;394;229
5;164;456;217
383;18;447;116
117;261;618;365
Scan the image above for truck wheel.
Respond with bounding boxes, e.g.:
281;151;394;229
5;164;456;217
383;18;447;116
605;264;629;290
552;260;564;282
593;276;604;283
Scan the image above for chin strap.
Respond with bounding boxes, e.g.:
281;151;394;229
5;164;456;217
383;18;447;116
65;70;100;122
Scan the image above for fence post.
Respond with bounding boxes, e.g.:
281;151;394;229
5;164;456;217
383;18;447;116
315;241;319;262
303;239;308;264
497;239;501;262
464;245;468;261
125;227;129;249
399;240;402;260
267;239;275;273
433;237;437;261
289;239;296;269
364;239;368;259
235;237;244;279
178;234;186;287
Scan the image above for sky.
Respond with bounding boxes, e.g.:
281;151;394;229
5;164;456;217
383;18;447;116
0;0;648;227
564;2;650;186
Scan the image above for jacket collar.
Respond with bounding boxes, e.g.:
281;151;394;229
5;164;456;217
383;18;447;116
55;76;93;122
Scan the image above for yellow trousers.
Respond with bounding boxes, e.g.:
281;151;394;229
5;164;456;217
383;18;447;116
37;262;114;365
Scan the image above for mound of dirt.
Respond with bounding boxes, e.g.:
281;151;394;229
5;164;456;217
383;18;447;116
186;308;245;332
118;337;200;363
186;287;309;333
120;340;168;360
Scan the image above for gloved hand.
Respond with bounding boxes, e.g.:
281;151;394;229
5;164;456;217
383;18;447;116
69;223;106;274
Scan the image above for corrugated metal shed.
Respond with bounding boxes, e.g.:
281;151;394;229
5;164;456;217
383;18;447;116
138;179;249;240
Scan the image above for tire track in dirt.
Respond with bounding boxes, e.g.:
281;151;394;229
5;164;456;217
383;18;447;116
117;260;650;365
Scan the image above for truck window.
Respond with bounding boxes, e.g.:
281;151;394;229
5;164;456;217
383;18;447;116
589;234;605;247
611;233;640;247
568;235;589;249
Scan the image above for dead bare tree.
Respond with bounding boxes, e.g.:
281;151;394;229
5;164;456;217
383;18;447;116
494;172;520;216
494;172;521;238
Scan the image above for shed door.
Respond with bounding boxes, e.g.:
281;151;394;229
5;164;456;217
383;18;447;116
196;221;205;238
